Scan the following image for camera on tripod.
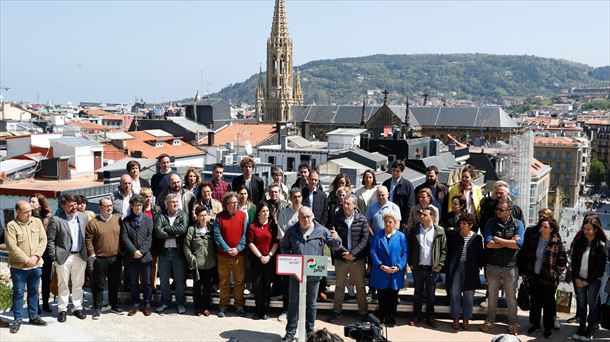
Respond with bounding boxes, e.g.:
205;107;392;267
343;315;388;342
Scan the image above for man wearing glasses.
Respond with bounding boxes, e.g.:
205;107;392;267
213;192;249;318
480;198;524;336
280;206;342;342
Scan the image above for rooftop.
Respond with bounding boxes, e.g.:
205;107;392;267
531;157;551;176
199;123;275;147
534;136;581;147
125;131;204;159
0;175;103;198
52;136;103;148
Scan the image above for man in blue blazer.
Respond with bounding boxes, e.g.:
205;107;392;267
47;194;89;322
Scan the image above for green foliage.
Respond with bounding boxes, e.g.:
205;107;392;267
582;98;610;111
591;66;610;81
0;273;11;310
589;158;606;189
209;54;606;105
507;96;553;113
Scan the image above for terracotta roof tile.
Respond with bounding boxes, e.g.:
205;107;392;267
125;131;204;159
531;157;549;176
103;143;128;160
80;109;112;116
199;124;276;147
534;136;580;147
67;121;114;131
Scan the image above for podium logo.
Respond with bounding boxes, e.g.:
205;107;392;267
306;258;317;269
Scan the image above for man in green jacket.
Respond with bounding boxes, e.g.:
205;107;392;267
407;206;447;328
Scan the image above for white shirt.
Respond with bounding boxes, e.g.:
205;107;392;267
579;245;591;279
308;190;314;210
418;223;435;266
164;214;178;248
121;196;131;219
197;226;209;234
67;213;81;252
131;179;141;195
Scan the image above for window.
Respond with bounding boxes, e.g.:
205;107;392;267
287;157;295;172
546;151;552;160
268;156;276;164
566;152;572;160
556;151;562;160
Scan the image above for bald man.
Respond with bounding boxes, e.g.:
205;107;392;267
6;200;48;333
156;173;196;221
365;186;402;234
280;206;342;342
112;174;134;219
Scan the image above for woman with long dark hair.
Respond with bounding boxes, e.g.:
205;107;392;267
571;215;607;342
520;217;566;338
30;193;53;312
448;165;482;225
183;167;202;200
236;185;257;223
355;169;377;214
247;202;279;320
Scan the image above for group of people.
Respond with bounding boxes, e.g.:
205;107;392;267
3;156;610;342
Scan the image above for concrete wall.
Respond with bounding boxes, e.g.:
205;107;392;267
6;136;32;158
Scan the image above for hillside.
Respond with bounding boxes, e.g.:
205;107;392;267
207;54;608;105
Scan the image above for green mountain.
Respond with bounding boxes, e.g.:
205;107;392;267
209;54;608;105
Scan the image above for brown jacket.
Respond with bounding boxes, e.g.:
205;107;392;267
6;217;47;269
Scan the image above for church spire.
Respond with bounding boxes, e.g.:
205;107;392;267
293;67;303;105
270;0;290;43
255;64;265;117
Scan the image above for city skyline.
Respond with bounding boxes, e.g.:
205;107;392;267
1;0;608;104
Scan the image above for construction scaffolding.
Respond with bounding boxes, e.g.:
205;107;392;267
496;131;534;226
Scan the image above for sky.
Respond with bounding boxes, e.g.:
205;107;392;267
1;0;609;105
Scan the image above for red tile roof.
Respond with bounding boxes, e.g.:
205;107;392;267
103;143;128;160
80;109;112;116
199;124;276;147
534;136;580;147
531;157;549;176
125;131;204;159
67;121;114;131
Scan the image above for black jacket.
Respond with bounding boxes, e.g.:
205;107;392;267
232;174;265;205
382;177;415;225
330;209;370;260
121;213;154;263
302;186;329;227
571;236;607;283
446;231;485;291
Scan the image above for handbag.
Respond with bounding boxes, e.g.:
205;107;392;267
556;289;573;313
601;296;610;330
518;279;530;311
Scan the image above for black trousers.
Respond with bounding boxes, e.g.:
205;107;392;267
192;268;214;311
378;288;399;321
250;256;275;316
91;255;122;309
41;250;53;305
529;279;557;330
281;274;290;311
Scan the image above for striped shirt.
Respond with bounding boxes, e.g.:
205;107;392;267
460;233;473;262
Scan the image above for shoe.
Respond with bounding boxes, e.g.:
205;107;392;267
543;329;552;338
243;288;251;295
58;311;67;323
426;318;438;328
278;311;287;322
281;334;295;342
73;310;86;320
327;312;342;323
572;328;585;341
196;309;203;317
567;315;579;324
29;316;47;326
217;310;226;318
42;303;52;313
261;314;269;320
252;314;260;320
451;318;460;330
527;325;540;334
408;318;419;326
92;309;101;320
9;321;21;333
128;306;139;316
236;307;246;317
479;320;495;332
508;322;520;335
110;306;124;315
143;306;152;316
178;305;186;314
202;309;211;317
554;316;561;330
463;319;470;330
155;304;168;313
581;335;591;342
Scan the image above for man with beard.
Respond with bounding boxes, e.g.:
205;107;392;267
210;163;231;202
157;173;197;222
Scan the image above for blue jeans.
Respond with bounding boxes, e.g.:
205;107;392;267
11;267;42;321
486;265;518;323
158;249;186;306
413;266;438;319
450;263;474;319
575;278;601;334
286;277;320;337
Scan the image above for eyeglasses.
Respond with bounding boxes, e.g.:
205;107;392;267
495;208;511;212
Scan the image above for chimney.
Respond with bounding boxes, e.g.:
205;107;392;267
276;121;282;144
207;131;215;146
360;132;370;150
301;120;310;139
281;136;287;150
448;141;456;152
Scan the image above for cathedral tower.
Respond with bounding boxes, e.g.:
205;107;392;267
260;0;301;122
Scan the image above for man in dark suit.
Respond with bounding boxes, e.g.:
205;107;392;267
46;194;89;322
231;156;264;205
382;160;415;231
301;170;329;227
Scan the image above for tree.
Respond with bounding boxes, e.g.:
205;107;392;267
588;158;606;190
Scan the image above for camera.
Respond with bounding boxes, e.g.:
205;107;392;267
344;317;388;342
